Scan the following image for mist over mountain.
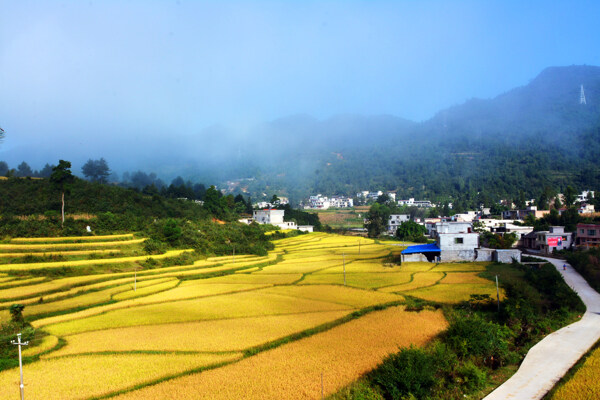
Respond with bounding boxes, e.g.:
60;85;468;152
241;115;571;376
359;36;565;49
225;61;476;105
2;65;599;205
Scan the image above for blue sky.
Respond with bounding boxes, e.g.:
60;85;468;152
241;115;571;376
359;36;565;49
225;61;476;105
1;0;599;159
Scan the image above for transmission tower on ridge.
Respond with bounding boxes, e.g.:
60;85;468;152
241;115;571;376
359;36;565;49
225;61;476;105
580;85;587;105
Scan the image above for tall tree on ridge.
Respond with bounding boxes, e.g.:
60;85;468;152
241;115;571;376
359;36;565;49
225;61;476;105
50;160;75;227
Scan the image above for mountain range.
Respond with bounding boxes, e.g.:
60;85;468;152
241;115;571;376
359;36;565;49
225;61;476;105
2;65;599;206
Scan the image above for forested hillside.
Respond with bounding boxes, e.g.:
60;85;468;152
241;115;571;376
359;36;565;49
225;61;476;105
232;65;600;205
2;66;599;206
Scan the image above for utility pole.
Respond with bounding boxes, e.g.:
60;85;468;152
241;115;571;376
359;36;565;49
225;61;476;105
580;85;587;105
233;244;235;263
11;333;29;400
342;253;346;286
358;239;361;255
495;275;500;312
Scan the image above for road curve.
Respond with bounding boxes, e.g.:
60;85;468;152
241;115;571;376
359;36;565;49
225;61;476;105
484;256;600;400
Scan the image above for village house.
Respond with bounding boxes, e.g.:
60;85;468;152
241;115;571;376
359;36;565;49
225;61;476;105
387;214;410;234
250;209;313;232
402;222;521;263
305;195;353;209
397;198;434;208
536;226;572;255
575;223;600;248
501;206;549;220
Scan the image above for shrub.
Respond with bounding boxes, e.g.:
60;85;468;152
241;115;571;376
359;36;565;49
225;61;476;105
143;238;166;255
444;314;512;367
370;346;436;400
456;361;487;391
9;304;25;323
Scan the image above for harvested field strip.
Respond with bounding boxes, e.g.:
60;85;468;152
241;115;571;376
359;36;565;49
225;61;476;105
235;267;260;273
314;260;403;274
0;238;145;250
398;262;438;272
257;260;343;275
32;282;277;328
10;233;135;243
136;283;272;303
0;249;192;271
378;272;445;292
40;290;353;335
200;273;303;285
0;353;241;400
112;279;181;301
549;343;600;400
263;285;403;308
404;283;504;304
300;272;412;289
0;249;122;257
429;262;488;272
47;311;351;357
206;254;258;262
22;279;177;317
441;272;493;284
22;335;59;357
0;272;173;302
0;277;46;290
112;306;448;400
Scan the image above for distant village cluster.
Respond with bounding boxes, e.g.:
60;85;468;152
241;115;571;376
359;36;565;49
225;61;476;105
302;191;434;210
248;189;598;265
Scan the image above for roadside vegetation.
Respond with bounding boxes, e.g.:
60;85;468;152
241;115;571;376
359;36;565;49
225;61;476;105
330;260;585;400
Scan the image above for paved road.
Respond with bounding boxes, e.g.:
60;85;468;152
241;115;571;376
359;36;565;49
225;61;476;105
484;256;600;400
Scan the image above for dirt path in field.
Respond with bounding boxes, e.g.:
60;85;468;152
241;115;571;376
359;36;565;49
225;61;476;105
484;256;600;400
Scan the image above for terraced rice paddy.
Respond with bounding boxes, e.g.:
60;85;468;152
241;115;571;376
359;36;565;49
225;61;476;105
0;232;501;399
549;343;600;400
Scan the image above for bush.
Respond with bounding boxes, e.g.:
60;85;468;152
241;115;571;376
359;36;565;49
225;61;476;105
370;346;436;400
9;304;25;323
456;361;487;391
444;314;512;367
143;238;166;255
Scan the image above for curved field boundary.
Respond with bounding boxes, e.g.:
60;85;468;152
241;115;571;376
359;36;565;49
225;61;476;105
10;234;135;243
0;249;193;271
0;238;146;250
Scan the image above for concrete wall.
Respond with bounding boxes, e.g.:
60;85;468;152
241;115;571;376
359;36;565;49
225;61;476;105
440;249;477;262
494;249;521;263
475;248;494;262
401;253;430;263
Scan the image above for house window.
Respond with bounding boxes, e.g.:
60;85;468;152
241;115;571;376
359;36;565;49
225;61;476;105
455;237;464;244
589;230;596;236
581;229;585;234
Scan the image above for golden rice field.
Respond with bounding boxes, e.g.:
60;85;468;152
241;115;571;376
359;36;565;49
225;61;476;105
9;233;134;243
112;306;447;400
549;344;600;400
0;353;242;400
0;232;503;399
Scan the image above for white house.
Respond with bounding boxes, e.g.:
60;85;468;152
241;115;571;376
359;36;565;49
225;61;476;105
253;209;285;225
433;222;479;262
252;209;312;232
536;226;573;255
398;198;434;208
387;214;410;234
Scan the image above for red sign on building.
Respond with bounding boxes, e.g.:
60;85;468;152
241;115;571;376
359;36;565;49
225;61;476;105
547;237;562;246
